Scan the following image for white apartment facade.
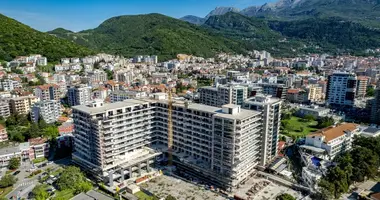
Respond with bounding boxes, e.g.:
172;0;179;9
68;85;92;106
199;84;248;107
0;79;22;91
326;72;357;107
0;99;10;118
31;100;61;124
72;99;262;190
243;94;282;166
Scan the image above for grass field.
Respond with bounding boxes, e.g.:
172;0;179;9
54;189;74;200
134;191;158;200
282;116;318;138
0;187;13;198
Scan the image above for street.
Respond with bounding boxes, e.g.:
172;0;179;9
6;157;71;199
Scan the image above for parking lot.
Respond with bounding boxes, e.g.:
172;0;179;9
139;175;228;200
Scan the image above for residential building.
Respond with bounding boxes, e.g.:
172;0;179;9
300;154;330;190
36;57;47;66
286;89;309;104
68;85;92;106
35;84;61;101
9;96;39;114
0;79;22;91
306;85;324;102
300;123;359;160
31;100;61;124
72;99;262;190
86;70;108;83
28;137;50;160
243;94;282;166
0;99;10;118
110;90;147;103
296;106;330;119
326;72;357;107
0;124;8;142
257;83;288;100
114;70;134;84
199;84;248;107
356;76;369;98
0;143;29;167
371;89;380;125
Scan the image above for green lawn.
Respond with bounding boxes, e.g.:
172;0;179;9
134;191;158;200
282;116;318;138
0;187;13;198
54;189;75;200
32;157;47;164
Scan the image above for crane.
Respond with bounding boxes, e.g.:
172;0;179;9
167;87;173;166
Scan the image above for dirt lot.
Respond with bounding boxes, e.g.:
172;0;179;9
139;175;227;200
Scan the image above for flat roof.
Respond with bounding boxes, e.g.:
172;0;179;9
363;127;380;134
72;99;151;115
0;145;21;156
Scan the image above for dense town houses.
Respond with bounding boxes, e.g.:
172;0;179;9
2;50;380;198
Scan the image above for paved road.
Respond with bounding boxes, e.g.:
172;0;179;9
6;157;71;199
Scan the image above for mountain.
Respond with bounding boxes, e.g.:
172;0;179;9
52;13;247;61
240;0;380;27
205;7;240;19
0;14;94;62
203;12;305;57
48;28;73;35
180;15;206;25
268;17;380;52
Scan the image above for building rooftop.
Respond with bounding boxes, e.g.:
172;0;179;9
308;123;358;143
29;137;48;146
72;99;150;115
245;94;281;105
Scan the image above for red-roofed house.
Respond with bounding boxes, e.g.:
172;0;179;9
35;84;61;101
28;137;49;160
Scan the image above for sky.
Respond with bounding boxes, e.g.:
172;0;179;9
0;0;274;32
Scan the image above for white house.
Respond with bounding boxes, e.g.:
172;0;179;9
300;123;359;160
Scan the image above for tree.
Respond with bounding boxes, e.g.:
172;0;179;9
32;184;49;200
28;123;41;139
0;175;16;188
43;126;59;139
276;193;296;200
56;166;92;193
304;114;316;122
367;87;375;97
317;117;334;128
38;119;48;130
350;147;378;182
8;157;20;170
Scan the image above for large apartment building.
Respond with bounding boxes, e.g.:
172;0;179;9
0;99;10;118
72;99;263;190
9;96;39;114
35;84;61;101
68;85;92;106
31;100;61;124
243;94;281;166
199;84;248;107
326;72;357;107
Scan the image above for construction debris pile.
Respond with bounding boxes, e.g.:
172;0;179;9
246;180;271;197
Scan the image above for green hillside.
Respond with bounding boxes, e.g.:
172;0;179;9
56;13;247;61
268;17;380;53
203;12;307;57
0;14;94;61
